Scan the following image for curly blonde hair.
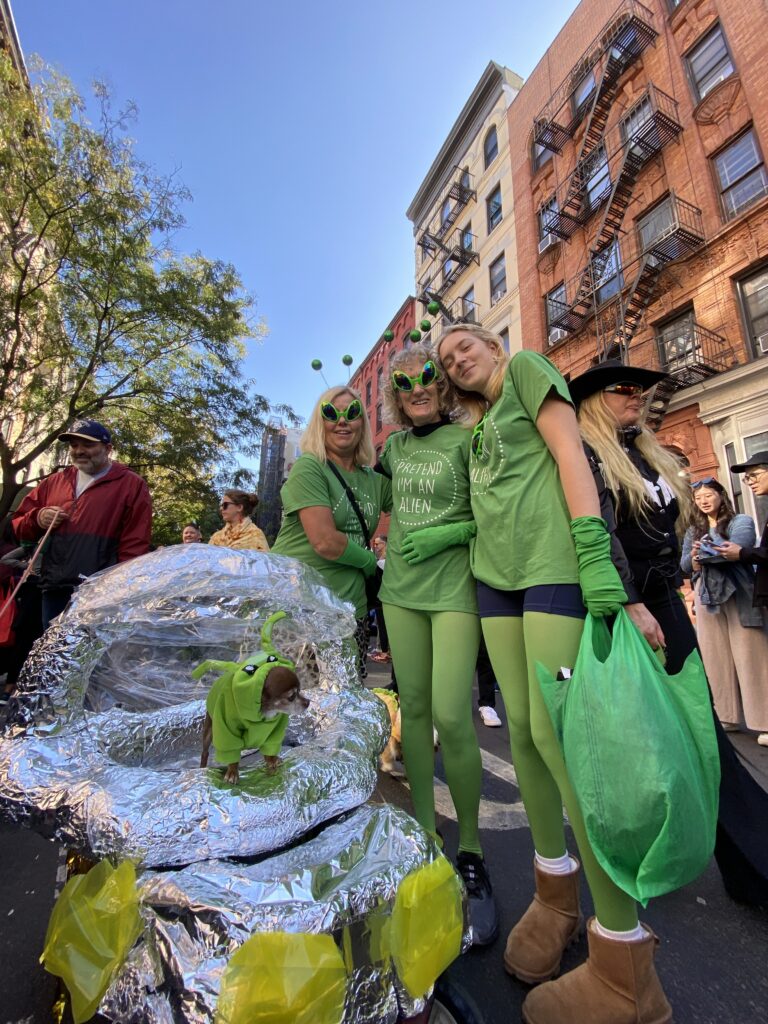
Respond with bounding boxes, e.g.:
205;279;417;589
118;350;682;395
382;344;460;428
578;392;692;526
435;324;509;427
300;385;375;467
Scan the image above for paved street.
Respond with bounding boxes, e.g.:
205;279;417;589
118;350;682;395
1;661;767;1023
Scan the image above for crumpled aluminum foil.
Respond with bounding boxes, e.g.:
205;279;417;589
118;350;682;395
0;546;390;866
100;803;470;1024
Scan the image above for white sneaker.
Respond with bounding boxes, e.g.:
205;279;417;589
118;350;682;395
757;734;768;746
479;706;502;728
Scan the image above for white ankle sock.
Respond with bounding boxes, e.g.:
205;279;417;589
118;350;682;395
594;920;647;943
534;851;578;875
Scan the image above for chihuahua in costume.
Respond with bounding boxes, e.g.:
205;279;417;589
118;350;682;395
196;611;308;784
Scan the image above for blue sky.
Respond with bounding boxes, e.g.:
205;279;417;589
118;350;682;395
14;0;577;433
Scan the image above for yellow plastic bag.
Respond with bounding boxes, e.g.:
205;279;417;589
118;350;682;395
41;859;142;1024
389;855;463;998
215;931;347;1024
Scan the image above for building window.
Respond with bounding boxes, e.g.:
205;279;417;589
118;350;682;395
656;309;698;371
443;256;455;285
365;380;372;406
593;240;623;305
583;146;611;213
638;195;676;252
484;126;498;168
440;196;452;228
532;139;553;172
462;285;476;322
738;265;768;357
499;327;510;353
376;366;383;395
460;166;471;190
403;332;412;350
489;253;507;306
714;130;768;220
545;282;566;341
461;222;473;250
486;185;503;233
538;196;559;240
686;24;734;102
571;70;596;120
620;94;653;152
376;403;382;432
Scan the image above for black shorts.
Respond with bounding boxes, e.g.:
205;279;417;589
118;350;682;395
476;581;586;620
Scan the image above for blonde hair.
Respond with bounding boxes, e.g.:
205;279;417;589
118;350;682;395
578;392;693;525
435;324;509;427
300;385;375;467
382;343;460;428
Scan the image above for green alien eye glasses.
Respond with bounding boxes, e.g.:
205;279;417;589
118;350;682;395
471;412;489;461
320;398;363;423
392;360;440;392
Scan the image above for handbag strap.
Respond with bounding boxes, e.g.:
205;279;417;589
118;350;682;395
326;461;371;547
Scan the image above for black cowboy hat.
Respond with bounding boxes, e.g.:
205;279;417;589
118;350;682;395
567;360;668;406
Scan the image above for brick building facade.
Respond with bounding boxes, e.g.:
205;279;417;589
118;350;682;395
507;0;768;519
349;295;416;456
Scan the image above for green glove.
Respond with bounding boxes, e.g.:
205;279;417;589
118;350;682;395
335;537;378;577
570;516;628;617
400;521;477;565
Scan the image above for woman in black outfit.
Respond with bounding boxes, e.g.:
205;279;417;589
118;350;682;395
570;361;768;909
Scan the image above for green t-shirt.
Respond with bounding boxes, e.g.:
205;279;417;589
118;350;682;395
469;350;579;590
272;454;391;618
378;423;477;613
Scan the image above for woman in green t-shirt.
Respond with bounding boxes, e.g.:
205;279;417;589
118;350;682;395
377;345;498;947
272;386;390;680
436;326;672;1024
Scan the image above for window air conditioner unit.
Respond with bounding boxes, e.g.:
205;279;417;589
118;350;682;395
538;233;558;254
491;288;506;306
757;332;768;354
548;328;568;345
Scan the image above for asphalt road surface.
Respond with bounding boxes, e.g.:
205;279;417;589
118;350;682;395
1;660;767;1023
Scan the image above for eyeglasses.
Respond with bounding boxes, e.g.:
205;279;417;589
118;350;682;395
320;398;363;423
603;382;644;397
471;413;489;461
392;360;440;392
219;501;236;509
744;468;767;483
691;477;718;491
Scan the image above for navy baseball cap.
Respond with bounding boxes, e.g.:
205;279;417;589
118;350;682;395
729;450;768;473
58;419;112;444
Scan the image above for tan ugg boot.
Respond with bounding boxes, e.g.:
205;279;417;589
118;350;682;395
521;917;673;1024
503;858;583;984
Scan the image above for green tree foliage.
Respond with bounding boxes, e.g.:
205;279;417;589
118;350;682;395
0;56;293;534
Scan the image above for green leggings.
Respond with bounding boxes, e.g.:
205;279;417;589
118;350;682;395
482;612;638;930
382;604;483;856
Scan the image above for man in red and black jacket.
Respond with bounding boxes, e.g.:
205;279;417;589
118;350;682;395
12;419;152;626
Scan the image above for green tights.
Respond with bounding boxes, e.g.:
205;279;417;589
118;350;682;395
382;604;483;856
482;612;638;931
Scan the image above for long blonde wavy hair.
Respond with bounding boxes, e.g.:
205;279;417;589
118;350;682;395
300;385;375;467
435;324;509;427
578;392;692;525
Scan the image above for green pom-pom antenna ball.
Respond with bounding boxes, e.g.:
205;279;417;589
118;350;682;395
383;329;395;342
311;359;323;371
427;301;440;315
409;329;422;342
342;354;353;366
420;320;432;332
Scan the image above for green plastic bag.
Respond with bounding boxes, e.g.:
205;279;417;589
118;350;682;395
537;609;720;905
41;859;142;1023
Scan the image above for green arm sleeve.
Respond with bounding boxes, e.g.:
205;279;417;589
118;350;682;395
335;536;378;577
570;516;627;617
400;521;477;565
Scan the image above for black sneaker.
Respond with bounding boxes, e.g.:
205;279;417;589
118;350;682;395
456;851;499;947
